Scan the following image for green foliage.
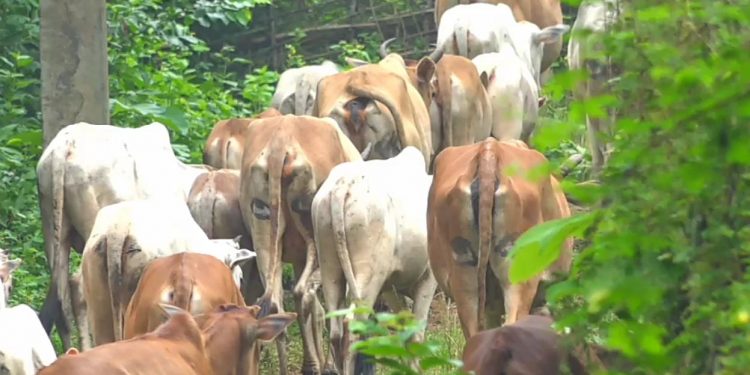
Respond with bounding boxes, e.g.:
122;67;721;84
329;305;466;375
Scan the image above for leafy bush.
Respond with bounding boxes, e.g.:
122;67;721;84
329;305;466;375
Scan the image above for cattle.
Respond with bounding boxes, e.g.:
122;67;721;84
240;115;362;374
432;3;517;60
203;108;283;169
567;0;621;176
312;147;437;374
462;315;588;375
0;249;20;309
272;60;340;116
427;138;573;338
80;198;254;347
0;304;58;375
315;54;433;168
36;122;212;349
472;51;539;142
38;304;297;375
187;169;264;305
124;252;247;339
434;0;565;77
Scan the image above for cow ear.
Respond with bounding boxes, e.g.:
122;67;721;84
233;235;243;246
227;249;256;269
479;71;490;89
532;24;570;45
159;303;186;318
416;57;436;84
250;312;298;342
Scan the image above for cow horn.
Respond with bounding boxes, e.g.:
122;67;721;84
380;37;397;58
429;46;444;62
360;142;374;159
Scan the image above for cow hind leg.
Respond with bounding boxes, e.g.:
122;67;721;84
409;272;438;343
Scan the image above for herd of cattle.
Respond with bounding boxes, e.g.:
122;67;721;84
0;1;621;374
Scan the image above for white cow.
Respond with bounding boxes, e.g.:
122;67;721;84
432;3;516;60
272;61;340;115
0;305;58;375
36;122;212;349
471;12;569;142
80;197;253;347
312;147;437;374
567;0;621;176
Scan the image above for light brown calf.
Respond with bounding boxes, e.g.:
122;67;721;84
39;304;296;375
427;138;572;339
123;253;246;338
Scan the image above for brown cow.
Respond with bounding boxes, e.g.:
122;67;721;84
462;315;588;375
315;54;433;168
38;304;296;375
377;40;491;154
434;0;563;75
427;138;572;338
240;115;362;374
123;252;246;339
187;169;264;304
203;108;282;169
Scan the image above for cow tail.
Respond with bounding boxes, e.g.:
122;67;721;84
106;227;128;341
330;179;361;302
476;144;497;331
50;144;76;346
456;19;469;57
295;79;311;116
349;82;429;163
438;65;453;151
259;147;287;317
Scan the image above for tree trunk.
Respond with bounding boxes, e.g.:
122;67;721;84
40;0;109;148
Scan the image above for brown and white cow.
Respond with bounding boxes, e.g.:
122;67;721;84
427;138;573;338
434;0;565;76
315;54;433;169
81;198;254;347
124;252;247;339
38;304;296;375
462;315;589;375
203;108;283;169
36;122;213;349
240;115;362;374
187;169;264;304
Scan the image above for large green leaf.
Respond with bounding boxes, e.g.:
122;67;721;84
508;211;598;284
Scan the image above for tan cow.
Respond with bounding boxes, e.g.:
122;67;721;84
434;0;564;76
38;304;296;375
240;115;362;374
427;138;572;338
203;108;282;169
124;253;246;338
187;169;264;304
376;41;491;153
315;54;433;169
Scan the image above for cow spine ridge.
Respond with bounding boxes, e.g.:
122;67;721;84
476;143;497;331
330;179;361;302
